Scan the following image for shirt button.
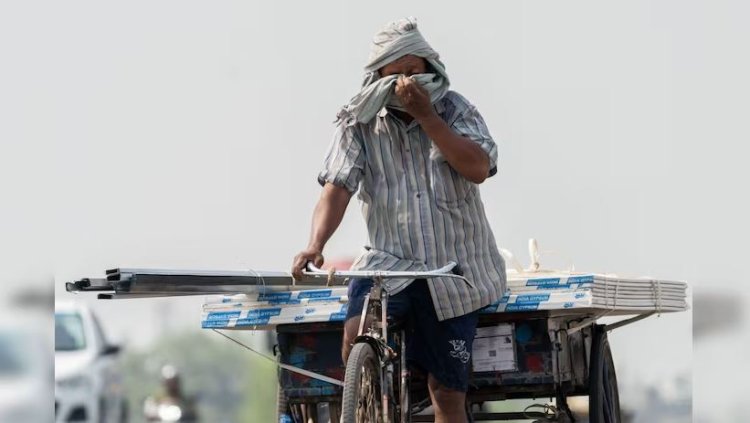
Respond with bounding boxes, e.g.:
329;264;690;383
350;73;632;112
416;193;421;198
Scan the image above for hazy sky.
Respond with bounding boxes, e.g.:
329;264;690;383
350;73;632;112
2;0;749;419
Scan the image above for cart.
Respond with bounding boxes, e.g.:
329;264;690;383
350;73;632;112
272;265;651;423
66;255;686;423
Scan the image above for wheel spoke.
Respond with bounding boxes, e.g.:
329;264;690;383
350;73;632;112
342;343;388;423
357;357;381;422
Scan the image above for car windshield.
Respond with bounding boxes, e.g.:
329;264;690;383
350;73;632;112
0;332;30;377
55;313;86;351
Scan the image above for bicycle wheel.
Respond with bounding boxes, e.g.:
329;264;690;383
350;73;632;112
341;342;383;423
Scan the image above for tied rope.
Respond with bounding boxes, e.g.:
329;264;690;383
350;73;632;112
247;268;268;331
614;280;620;311
596;277;616;321
327;266;337;286
523;403;563;422
211;329;344;387
651;278;663;316
248;268;267;291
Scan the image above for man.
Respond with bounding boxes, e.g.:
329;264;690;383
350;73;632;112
291;17;506;423
143;365;198;422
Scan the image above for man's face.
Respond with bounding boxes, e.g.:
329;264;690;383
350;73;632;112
378;55;427;78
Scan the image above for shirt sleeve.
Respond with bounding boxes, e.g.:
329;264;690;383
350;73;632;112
317;123;365;193
450;104;499;177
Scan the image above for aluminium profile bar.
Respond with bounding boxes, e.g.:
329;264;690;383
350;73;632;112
67;268;340;296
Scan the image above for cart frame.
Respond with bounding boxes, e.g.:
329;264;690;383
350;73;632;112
272;264;647;423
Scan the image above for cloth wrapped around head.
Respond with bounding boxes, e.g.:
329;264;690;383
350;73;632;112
337;17;450;125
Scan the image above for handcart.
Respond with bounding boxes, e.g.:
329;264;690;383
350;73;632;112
273;311;626;423
270;264;653;423
66;250;687;423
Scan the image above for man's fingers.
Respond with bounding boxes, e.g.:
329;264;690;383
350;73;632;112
292;264;305;280
405;78;423;93
292;251;325;280
292;254;309;279
406;81;424;95
395;76;406;91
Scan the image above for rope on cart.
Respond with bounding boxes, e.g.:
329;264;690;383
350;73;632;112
601;277;620;312
604;278;609;309
211;329;345;387
614;281;619;310
651;279;663;316
247;268;268;290
246;268;268;331
327;266;336;286
499;248;525;273
523;403;562;421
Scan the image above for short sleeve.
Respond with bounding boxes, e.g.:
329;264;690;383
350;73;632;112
317;123;365;193
450;104;499;177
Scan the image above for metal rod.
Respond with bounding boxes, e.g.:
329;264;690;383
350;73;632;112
379;276;388;344
411;411;553;421
304;261;467;282
604;312;656;332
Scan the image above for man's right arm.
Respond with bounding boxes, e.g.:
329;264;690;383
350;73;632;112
291;182;352;280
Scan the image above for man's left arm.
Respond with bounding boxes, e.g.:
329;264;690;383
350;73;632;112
396;76;495;184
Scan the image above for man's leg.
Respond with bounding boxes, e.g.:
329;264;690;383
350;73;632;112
340;278;374;363
428;374;468;423
404;281;478;423
342;315;363;362
340;278;411;362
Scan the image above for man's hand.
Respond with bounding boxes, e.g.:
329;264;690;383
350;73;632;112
291;248;324;281
395;75;435;121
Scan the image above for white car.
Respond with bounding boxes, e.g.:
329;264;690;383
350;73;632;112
55;301;127;423
0;316;53;423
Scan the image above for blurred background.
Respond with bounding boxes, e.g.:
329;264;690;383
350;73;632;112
2;0;748;421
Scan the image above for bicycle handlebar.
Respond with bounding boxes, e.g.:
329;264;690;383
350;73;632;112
303;261;468;281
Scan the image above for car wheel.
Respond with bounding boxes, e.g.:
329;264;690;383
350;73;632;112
99;397;106;423
120;399;129;423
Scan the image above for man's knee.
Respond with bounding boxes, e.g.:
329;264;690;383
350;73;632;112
428;375;466;413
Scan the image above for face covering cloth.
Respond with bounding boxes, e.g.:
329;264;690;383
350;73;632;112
336;17;450;126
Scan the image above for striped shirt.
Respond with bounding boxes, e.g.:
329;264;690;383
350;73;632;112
318;91;506;321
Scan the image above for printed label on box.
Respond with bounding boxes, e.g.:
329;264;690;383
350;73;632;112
472;323;517;372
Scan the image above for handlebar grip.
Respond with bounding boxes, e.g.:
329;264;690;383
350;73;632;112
305;262;325;273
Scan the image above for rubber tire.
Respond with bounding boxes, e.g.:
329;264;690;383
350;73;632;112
99;397;106;423
119;399;128;423
341;343;382;423
588;326;622;423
